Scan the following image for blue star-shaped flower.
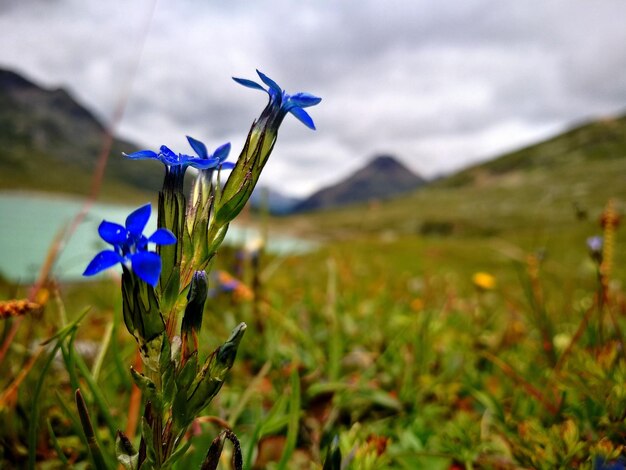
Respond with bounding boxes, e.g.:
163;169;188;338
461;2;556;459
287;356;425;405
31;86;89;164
123;137;233;172
233;70;321;130
83;204;176;287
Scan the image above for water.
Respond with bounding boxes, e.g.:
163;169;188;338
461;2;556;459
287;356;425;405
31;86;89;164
0;191;314;283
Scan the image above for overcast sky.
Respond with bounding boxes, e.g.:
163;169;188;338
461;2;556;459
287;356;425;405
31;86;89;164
1;1;626;197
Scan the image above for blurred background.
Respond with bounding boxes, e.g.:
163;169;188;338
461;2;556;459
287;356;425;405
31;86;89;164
1;1;626;468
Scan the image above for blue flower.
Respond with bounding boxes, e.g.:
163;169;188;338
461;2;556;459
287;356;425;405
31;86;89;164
123;137;233;172
83;204;176;287
594;456;626;470
587;235;603;253
233;70;321;130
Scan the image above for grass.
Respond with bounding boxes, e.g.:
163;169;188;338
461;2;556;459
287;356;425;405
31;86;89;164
1;191;624;468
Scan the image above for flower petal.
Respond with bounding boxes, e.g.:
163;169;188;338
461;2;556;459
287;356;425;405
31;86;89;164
232;77;266;92
126;203;151;237
98;221;127;245
130;251;162;287
135;235;149;252
186;157;221;170
288;107;316;130
256;70;282;97
288;93;322;108
123;149;158;160
219;161;236;170
186;135;208;159
148;228;177;245
212;142;231;162
83;250;123;276
158;146;182;165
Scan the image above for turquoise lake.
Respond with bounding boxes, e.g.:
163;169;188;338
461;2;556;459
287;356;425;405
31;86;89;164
0;191;313;283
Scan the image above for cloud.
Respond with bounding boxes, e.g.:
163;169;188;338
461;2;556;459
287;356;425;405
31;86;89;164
1;0;626;196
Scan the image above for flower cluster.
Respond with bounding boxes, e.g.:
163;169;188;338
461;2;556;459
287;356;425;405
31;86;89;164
80;70;320;468
124;136;233;174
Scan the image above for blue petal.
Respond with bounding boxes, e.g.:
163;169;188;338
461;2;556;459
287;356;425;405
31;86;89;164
288;107;316;130
126;204;151;237
186;157;221;170
212;142;231;162
123;149;158;160
256;70;283;97
288;93;322;108
83;250;123;276
98;221;127;245
219;161;236;170
158;146;181;165
220;280;239;292
130;251;162;287
135;235;149;252
148;228;177;245
186;136;208;159
232;77;266;92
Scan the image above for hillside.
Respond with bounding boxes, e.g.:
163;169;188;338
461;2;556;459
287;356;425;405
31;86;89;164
294;155;425;212
0;68;162;201
278;115;626;241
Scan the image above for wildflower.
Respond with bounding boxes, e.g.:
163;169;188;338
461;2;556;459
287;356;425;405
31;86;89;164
209;270;253;301
124;137;232;190
410;298;424;312
587;235;603;264
587;235;603;253
214;72;321;228
83;204;176;287
124;137;232;172
594;455;626;470
233;70;322;130
553;332;572;353
472;272;496;291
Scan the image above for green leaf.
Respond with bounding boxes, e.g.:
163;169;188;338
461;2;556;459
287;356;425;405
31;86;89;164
140;416;157;468
322;436;342;470
176;352;198;392
214;178;253;227
277;367;301;470
116;430;139;470
130;367;157;402
161;438;192;468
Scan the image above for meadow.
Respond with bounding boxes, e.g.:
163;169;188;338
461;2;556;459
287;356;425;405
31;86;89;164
1;172;624;469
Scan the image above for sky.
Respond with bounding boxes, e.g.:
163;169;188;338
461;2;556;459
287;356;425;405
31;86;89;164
1;0;626;197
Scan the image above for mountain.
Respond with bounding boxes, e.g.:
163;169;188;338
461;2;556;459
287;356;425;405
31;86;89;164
278;114;626;238
435;114;626;190
0;68;163;200
294;155;425;212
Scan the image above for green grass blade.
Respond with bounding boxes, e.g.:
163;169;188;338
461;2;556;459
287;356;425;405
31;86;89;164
277;366;301;470
91;319;115;381
75;389;110;470
46;418;70;465
72;343;119;440
27;308;89;470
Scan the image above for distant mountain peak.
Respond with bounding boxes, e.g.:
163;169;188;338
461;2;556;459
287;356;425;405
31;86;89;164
369;154;403;167
0;68;37;90
294;154;425;212
0;67;164;198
